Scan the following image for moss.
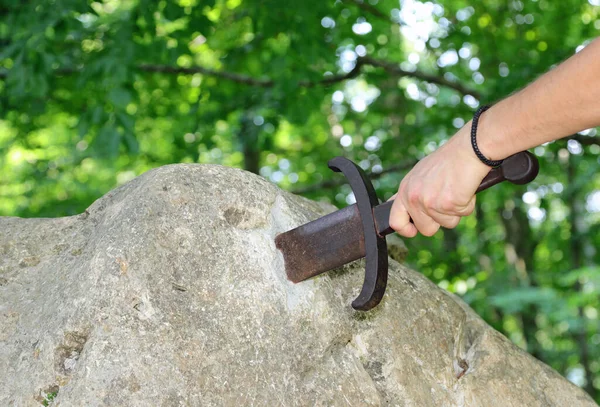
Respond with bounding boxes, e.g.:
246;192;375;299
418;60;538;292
39;384;59;406
42;390;58;406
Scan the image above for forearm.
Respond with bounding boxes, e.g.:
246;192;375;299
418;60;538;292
477;37;600;160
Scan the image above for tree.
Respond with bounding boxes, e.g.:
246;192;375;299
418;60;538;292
1;0;599;400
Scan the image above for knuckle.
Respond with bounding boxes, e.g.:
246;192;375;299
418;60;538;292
408;189;420;206
399;179;408;192
405;228;418;238
463;205;475;216
445;217;461;229
465;198;477;215
398;181;409;198
440;198;456;213
421;229;435;237
423;196;436;211
421;223;440;237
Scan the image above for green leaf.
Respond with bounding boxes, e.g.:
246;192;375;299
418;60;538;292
95;123;120;157
489;287;560;314
558;266;600;287
92;107;105;125
108;87;132;109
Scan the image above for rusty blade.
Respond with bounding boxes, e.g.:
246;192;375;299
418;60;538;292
275;204;366;283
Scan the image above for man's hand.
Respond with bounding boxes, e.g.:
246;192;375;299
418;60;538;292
389;38;600;237
389;124;491;237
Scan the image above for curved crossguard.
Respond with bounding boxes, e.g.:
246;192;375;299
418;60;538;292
275;151;539;311
328;157;389;310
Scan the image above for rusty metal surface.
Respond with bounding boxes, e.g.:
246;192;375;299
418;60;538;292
328;156;388;311
275;204;365;283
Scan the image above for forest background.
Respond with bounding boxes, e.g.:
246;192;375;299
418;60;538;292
2;0;600;400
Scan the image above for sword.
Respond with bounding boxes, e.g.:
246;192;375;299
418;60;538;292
275;151;539;311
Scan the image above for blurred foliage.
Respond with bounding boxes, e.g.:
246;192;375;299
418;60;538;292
1;0;600;400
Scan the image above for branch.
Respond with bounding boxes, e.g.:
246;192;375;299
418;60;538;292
300;60;364;87
362;56;482;99
140;58;365;88
568;134;600;146
341;0;395;25
291;159;416;195
0;67;76;80
2;57;477;97
140;57;478;96
138;64;274;86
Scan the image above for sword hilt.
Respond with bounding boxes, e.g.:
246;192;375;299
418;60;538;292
328;157;388;311
332;150;538;311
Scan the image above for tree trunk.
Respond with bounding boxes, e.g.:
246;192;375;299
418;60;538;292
500;199;542;360
567;156;595;399
238;113;260;174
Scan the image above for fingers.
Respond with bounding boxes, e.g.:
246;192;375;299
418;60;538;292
389;190;476;237
390;180;441;237
389;198;418;238
407;207;440;237
387;125;487;237
429;211;461;229
426;196;476;229
457;195;477;217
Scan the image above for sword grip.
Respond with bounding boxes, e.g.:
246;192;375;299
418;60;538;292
373;150;539;236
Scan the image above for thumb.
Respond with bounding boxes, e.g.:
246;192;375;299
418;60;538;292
389;197;418;238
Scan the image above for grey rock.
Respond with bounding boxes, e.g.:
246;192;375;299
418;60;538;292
0;164;596;406
386;233;408;263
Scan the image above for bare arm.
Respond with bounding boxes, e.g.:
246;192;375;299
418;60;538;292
390;38;600;238
479;37;600;160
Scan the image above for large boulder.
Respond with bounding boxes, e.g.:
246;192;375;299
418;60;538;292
0;164;596;406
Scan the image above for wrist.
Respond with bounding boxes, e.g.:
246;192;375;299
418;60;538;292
471;106;504;167
455;124;495;176
474;101;522;161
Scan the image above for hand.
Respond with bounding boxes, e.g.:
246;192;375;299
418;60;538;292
389;124;492;237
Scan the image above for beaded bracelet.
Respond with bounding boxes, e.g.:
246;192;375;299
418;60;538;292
471;105;503;167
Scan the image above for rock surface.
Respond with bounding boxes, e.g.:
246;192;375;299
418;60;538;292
0;164;596;406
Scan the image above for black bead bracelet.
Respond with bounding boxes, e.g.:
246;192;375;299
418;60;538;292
471;105;503;167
